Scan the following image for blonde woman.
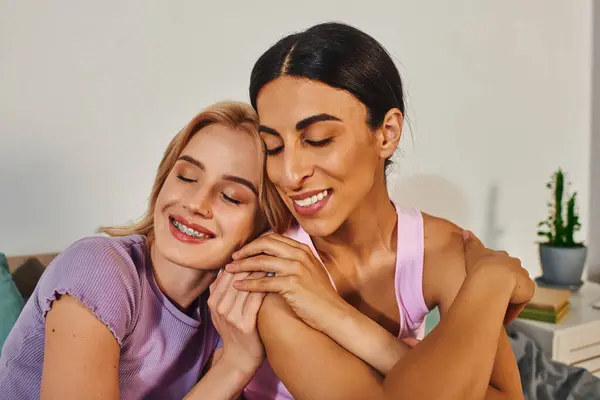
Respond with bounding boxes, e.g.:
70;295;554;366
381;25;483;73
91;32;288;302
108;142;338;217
0;102;276;400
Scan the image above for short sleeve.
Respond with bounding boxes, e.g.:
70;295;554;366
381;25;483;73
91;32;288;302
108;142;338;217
36;236;142;346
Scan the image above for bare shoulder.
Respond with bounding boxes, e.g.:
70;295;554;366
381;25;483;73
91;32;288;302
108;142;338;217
42;294;120;399
422;213;463;253
421;213;467;311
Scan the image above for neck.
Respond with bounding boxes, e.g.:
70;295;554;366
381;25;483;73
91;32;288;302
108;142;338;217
150;244;217;311
312;182;397;266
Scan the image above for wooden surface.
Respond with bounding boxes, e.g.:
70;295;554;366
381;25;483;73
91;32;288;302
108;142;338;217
6;253;58;273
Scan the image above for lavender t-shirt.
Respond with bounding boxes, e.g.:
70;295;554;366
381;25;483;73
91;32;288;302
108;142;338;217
0;235;220;400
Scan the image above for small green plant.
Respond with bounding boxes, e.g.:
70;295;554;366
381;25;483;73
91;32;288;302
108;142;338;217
537;168;583;247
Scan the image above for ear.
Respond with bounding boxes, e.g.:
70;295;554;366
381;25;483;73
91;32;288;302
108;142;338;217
375;108;403;159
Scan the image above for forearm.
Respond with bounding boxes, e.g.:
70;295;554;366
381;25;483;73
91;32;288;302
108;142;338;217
484;330;524;399
258;294;386;400
184;356;253;400
383;270;515;400
322;300;410;374
323;279;521;399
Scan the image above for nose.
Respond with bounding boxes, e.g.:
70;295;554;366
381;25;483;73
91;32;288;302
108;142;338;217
282;147;313;190
185;187;213;219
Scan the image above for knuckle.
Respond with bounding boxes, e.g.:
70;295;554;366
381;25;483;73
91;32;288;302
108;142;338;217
240;323;254;335
288;275;301;288
216;305;228;316
300;244;312;255
291;260;304;273
249;271;265;279
236;271;251;280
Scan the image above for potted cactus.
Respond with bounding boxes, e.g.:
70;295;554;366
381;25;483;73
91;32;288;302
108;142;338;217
537;168;587;286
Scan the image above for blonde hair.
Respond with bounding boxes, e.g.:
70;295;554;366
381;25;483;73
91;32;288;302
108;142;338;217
99;101;292;239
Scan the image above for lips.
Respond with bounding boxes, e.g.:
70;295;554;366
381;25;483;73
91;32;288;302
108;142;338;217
289;189;332;217
168;215;215;243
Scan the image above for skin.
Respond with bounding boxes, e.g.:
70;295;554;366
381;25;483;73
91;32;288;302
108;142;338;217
228;76;531;399
231;233;531;400
41;124;267;400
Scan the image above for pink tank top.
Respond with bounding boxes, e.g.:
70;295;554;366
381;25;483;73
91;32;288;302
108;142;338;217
243;206;430;400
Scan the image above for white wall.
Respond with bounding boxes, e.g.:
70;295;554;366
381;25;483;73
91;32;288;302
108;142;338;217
0;0;592;277
589;0;600;283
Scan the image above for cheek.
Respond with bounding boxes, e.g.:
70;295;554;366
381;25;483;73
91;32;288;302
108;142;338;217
266;157;284;186
322;140;372;179
158;179;186;205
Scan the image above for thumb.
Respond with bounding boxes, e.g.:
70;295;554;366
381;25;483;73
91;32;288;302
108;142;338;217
462;230;476;249
462;230;485;249
402;337;420;348
462;230;485;265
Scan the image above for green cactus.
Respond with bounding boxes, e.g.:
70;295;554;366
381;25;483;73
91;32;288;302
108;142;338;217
537;168;583;247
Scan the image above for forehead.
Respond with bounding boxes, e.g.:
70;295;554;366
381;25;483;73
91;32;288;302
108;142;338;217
182;124;261;185
256;77;366;128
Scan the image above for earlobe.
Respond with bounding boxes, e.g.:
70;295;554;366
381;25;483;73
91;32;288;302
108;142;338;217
379;108;403;159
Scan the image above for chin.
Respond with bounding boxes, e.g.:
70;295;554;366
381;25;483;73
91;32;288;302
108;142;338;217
156;235;225;271
165;250;224;271
295;217;342;238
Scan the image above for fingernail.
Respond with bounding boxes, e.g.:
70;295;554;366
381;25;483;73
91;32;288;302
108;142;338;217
462;230;471;240
225;263;234;271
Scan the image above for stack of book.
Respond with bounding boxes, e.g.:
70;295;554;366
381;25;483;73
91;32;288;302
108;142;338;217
518;286;571;323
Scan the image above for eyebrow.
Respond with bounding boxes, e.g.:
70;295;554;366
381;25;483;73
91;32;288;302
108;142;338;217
258;113;342;136
177;155;258;195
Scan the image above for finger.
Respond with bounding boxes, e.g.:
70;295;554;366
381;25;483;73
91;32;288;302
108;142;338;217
463;231;487;263
230;286;251;319
504;302;528;325
208;271;233;308
226;255;300;276
268;234;318;263
232;235;303;261
243;292;266;319
213;272;238;315
209;269;225;294
462;230;485;247
233;276;289;293
401;337;420;348
266;233;308;250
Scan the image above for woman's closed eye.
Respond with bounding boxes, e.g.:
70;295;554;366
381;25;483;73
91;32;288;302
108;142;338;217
265;146;283;156
222;193;242;205
265;137;333;156
304;137;333;147
177;174;196;183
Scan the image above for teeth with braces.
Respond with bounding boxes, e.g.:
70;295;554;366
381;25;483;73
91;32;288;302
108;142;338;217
172;219;210;239
293;190;328;207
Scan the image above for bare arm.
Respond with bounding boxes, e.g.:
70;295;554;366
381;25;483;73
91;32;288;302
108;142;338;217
42;294;258;400
382;267;517;400
423;222;522;399
184;348;250;400
186;271;268;400
234;233;532;400
257;268;517;400
257;294;385;400
41;295;121;400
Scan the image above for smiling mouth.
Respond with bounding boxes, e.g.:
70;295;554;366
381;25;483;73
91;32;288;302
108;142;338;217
292;189;330;207
169;217;214;239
